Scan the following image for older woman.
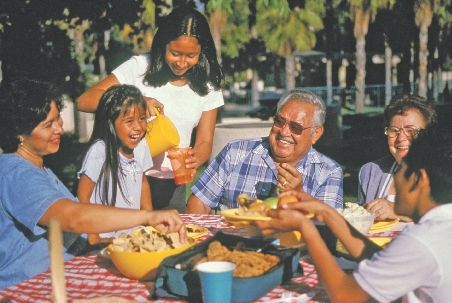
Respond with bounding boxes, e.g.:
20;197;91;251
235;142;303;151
0;77;186;289
358;94;437;221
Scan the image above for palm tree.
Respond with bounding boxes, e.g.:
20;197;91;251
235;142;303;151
414;0;451;98
343;0;395;113
257;0;324;91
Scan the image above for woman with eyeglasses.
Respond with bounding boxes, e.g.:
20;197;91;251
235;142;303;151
358;94;437;221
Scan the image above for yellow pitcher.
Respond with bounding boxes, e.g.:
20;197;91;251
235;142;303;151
145;108;180;158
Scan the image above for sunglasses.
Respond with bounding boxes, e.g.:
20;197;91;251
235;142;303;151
273;115;316;135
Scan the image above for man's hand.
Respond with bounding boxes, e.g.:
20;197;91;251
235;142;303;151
277;163;303;191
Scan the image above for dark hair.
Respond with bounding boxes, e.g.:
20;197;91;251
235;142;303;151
383;94;437;129
403;128;452;205
88;84;147;206
144;7;223;95
0;77;63;153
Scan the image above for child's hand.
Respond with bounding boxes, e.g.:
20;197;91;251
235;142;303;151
147;209;187;243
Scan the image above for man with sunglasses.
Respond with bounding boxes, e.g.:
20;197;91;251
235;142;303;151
186;89;343;214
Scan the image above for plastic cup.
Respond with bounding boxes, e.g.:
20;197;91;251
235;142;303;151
196;261;236;303
167;147;193;185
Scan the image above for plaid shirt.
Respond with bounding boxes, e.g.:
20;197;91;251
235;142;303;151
191;137;343;210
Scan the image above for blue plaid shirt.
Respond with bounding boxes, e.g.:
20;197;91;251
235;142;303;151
191;137;343;210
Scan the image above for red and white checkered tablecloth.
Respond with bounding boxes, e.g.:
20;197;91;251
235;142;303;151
0;256;323;303
0;214;406;303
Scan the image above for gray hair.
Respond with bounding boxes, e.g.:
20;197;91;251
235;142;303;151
276;90;326;127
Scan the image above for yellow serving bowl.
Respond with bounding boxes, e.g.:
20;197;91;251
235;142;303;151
108;231;195;281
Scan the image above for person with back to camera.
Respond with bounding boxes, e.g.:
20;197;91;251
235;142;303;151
77;84;154;245
0;77;186;289
77;7;224;213
358;94;437;222
256;127;452;302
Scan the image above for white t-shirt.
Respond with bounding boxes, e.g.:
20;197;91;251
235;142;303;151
78;139;153;238
353;203;452;303
113;55;224;178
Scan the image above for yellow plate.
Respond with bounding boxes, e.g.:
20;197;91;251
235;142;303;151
337;237;393;255
336;241;349;255
369;219;398;232
369;237;392;247
220;208;314;226
185;225;208;239
220;208;272;223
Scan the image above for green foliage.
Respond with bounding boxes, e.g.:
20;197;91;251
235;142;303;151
348;0;395;11
256;0;291;15
220;0;249;58
443;54;452;71
256;0;325;55
437;4;452;26
142;0;156;27
207;0;236;13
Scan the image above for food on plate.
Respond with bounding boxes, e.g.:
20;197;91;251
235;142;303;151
111;227;186;252
236;193;256;209
186;226;203;233
263;197;278;209
236;193;269;216
195;241;280;278
336;202;373;219
277;195;299;208
336;202;375;234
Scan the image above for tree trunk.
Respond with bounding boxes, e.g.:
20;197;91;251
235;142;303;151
209;10;226;64
249;0;260;108
385;36;392;106
285;54;296;91
355;34;366;113
70;20;92;142
326;58;333;105
418;21;429;98
353;7;370;113
415;1;432;98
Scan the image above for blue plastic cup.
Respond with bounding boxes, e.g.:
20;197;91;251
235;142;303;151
196;261;236;303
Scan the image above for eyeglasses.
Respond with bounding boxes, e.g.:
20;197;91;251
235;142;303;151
384;126;421;139
273;115;316;135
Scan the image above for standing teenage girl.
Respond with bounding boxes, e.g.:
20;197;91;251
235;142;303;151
77;84;153;244
77;7;224;213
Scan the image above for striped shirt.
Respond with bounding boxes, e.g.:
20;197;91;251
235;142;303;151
191;137;343;210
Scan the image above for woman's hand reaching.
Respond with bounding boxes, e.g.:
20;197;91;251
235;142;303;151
144;96;164;117
365;198;412;222
185;148;198;178
365;198;397;221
